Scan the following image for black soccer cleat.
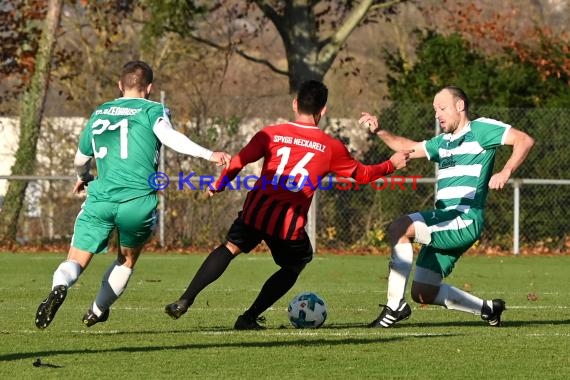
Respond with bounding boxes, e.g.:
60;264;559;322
234;314;267;330
368;299;412;328
164;300;189;320
481;299;506;327
82;308;110;327
35;285;68;329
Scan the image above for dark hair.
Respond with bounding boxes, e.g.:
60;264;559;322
120;61;153;91
297;80;328;116
442;85;469;114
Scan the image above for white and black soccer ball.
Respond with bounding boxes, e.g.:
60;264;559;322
287;292;327;329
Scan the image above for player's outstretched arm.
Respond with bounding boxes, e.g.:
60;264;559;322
209;130;267;196
359;112;426;159
489;127;535;190
349;150;411;184
153;118;221;162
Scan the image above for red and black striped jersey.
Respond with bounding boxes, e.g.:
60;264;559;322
215;121;394;240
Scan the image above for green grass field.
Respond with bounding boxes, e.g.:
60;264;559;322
1;251;569;379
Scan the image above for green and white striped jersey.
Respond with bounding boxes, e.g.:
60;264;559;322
78;97;168;202
423;117;511;213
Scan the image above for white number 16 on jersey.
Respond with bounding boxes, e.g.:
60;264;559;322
271;146;314;192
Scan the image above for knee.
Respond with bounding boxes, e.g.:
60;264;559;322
282;263;306;276
120;254;138;269
410;286;425;304
224;241;242;256
411;281;438;305
118;246;143;268
388;216;412;244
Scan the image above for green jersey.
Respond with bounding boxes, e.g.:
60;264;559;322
78;97;167;202
424;117;511;212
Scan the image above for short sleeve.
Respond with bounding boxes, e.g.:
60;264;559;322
424;134;445;163
148;103;169;129
471;118;511;149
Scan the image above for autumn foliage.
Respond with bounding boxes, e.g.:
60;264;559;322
0;1;47;95
442;1;570;84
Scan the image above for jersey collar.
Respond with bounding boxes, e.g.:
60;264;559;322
445;121;471;142
288;121;319;129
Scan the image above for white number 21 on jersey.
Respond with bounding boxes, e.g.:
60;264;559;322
91;119;129;159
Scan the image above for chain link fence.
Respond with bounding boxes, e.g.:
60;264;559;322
1;105;568;253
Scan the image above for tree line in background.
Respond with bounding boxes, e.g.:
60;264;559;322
0;0;568;249
3;1;569;116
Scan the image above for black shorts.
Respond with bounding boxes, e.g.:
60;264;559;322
226;217;313;267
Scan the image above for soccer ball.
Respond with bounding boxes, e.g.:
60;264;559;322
287;292;327;328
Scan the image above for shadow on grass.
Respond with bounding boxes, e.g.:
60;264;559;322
5;319;563;363
0;333;440;362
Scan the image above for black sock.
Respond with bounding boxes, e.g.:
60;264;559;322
243;267;301;319
179;244;235;306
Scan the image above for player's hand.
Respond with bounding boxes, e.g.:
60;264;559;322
210;152;232;169
72;180;88;196
207;184;226;197
489;169;511;190
359;112;380;134
389;150;413;170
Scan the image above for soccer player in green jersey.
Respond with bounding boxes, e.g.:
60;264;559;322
360;86;535;328
35;61;231;329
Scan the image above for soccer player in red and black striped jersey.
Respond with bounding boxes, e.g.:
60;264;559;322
164;80;411;329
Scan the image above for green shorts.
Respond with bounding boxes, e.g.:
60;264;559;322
410;208;482;277
71;194;158;254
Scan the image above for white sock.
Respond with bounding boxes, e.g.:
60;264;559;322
433;283;484;314
386;243;414;310
93;261;133;317
52;260;81;289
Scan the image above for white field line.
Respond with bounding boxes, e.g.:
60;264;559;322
8;305;570;312
11;330;570;338
416;305;570;310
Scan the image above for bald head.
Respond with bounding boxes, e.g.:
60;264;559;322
439;86;469;115
433;86;470;133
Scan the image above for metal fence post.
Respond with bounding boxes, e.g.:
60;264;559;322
308;189;318;253
159;91;166;247
513;179;521;255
